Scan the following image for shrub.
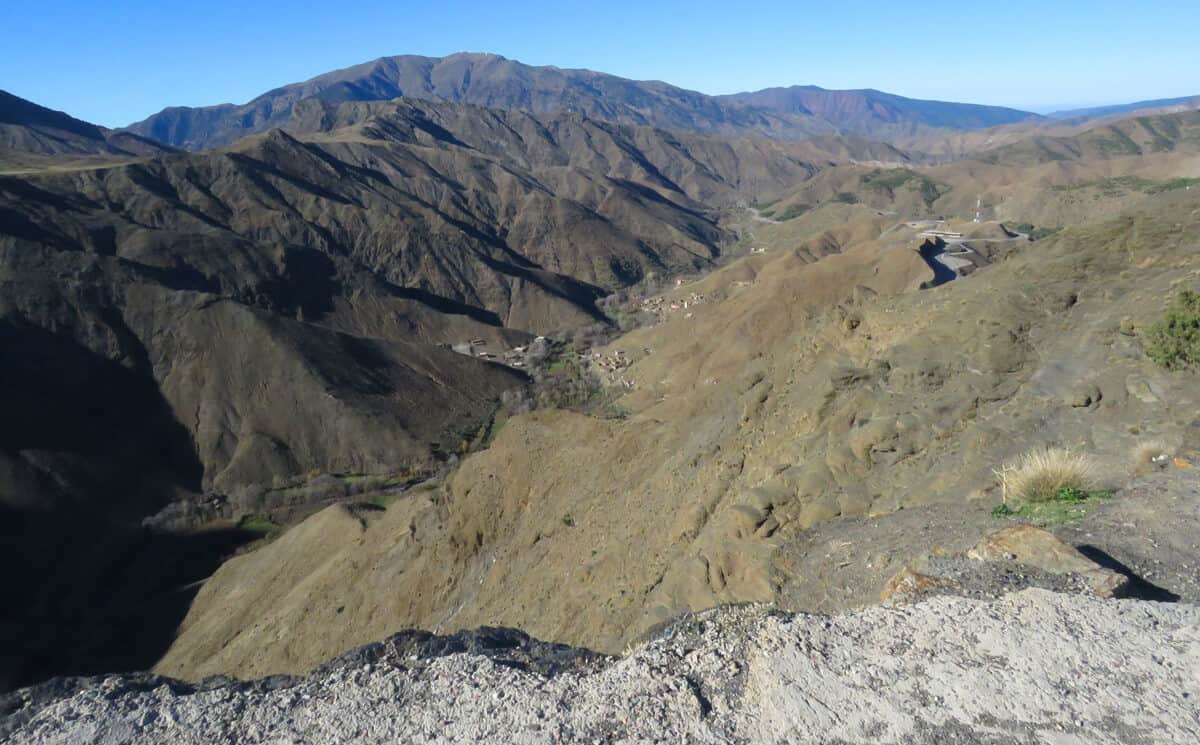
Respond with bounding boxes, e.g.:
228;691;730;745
994;448;1097;504
1145;290;1200;369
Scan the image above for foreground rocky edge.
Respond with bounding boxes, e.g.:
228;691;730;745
3;589;1197;744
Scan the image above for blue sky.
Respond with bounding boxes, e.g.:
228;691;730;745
3;0;1198;128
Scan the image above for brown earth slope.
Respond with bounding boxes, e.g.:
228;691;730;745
1;94;870;688
153;188;1200;681
3;96;829;502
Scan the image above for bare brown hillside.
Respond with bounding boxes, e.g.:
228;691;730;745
0;95;861;689
153;189;1200;680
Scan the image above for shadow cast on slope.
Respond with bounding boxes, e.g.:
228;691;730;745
0;322;248;692
1075;545;1182;602
917;238;957;289
0;515;260;692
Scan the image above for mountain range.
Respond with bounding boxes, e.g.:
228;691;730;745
2;49;1200;702
122;52;1043;150
1048;93;1200;121
0;86;871;686
718;85;1043;137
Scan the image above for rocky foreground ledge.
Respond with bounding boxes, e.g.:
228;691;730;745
4;589;1198;744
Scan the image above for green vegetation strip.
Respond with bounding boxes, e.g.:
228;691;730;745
991;487;1112;525
1051;176;1200;197
237;513;281;535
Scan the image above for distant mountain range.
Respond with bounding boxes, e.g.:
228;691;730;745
122;52;1042;150
977;109;1200;165
1049;94;1200;121
717;85;1042;138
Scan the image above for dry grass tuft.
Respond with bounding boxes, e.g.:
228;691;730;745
994;448;1098;504
1133;440;1175;474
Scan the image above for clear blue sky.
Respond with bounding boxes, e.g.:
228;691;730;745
3;0;1198;128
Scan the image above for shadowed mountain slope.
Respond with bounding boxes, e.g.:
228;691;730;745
2;94;832;504
0;93;851;687
0;90;170;164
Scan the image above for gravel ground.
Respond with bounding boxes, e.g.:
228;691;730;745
4;589;1198;744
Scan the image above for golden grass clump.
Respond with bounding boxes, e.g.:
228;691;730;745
994;448;1098;504
1133;440;1174;474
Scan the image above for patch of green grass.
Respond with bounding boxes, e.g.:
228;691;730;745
1003;221;1060;239
991;487;1112;525
1008;222;1060;240
1093;128;1142;156
481;410;510;447
1030;226;1061;241
775;202;812;221
365;490;409;509
1146;290;1200;369
861;169;947;206
1144;177;1200;195
1051;175;1200;199
832;192;859;205
1052;175;1154;196
863;169;919;191
237;513;281;536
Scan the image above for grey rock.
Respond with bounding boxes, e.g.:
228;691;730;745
4;590;1198;744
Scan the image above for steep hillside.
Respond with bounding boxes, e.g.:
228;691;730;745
721;85;1040;138
0;90;170;166
148;189;1200;681
2;93;871;688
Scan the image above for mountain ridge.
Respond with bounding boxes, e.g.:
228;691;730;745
123;52;1042;150
0;89;172;164
718;84;1042;138
1048;93;1200;121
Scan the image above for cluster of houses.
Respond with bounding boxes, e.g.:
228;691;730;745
588;348;636;390
448;335;553;369
638;290;707;322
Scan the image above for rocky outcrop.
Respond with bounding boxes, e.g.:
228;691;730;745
883;525;1131;603
4;590;1198;744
